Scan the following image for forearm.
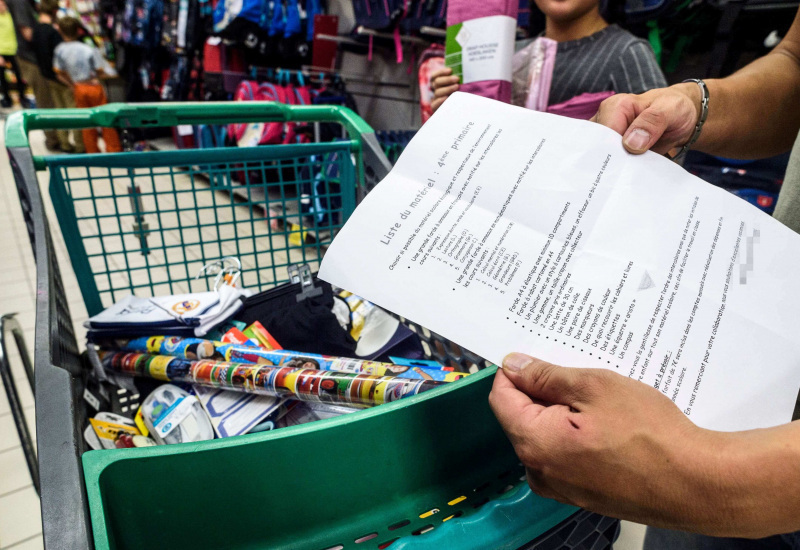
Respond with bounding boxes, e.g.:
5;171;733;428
712;421;800;537
56;73;73;88
667;421;800;538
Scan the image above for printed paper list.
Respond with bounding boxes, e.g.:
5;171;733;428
321;93;800;431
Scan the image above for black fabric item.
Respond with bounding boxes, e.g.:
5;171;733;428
31;22;62;81
233;279;358;357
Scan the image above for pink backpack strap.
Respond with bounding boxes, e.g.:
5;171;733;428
255;82;286;145
229;80;258;141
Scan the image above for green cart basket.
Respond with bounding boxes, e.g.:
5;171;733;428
6;103;619;550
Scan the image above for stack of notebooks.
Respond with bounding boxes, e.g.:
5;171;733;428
86;285;249;341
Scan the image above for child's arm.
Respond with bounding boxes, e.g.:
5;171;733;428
93;48;117;80
54;68;73;89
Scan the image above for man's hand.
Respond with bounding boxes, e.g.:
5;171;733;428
591;83;700;155
488;353;748;535
430;67;460;113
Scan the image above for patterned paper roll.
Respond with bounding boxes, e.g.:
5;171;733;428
100;351;444;408
106;336;466;382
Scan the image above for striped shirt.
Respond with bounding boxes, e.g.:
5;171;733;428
517;25;667;106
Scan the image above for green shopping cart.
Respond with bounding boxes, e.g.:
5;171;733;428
6;102;619;550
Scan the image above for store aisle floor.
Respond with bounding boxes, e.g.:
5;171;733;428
0;115;45;549
0;118;647;550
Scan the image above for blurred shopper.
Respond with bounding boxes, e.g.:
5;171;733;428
0;0;25;108
32;0;84;152
53;16;120;153
6;0;60;148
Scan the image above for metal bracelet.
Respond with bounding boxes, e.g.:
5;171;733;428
671;79;709;162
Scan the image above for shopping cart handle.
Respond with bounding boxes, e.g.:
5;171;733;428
5;102;375;149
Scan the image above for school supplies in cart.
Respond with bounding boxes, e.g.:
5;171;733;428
140;384;215;445
86;286;249;338
193;385;285;438
100;336;466;381
100;351;445;408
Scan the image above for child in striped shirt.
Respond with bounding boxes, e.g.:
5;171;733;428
431;0;666;119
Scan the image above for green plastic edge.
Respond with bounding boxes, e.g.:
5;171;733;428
82;368;497;549
392;485;577;550
5;102;373;148
4;102;374;182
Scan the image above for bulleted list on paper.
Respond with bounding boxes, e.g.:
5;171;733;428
320;93;800;431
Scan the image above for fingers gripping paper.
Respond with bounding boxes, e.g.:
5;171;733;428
319;93;800;432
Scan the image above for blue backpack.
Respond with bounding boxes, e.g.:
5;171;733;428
195;124;228;149
213;0;270;34
119;0;163;49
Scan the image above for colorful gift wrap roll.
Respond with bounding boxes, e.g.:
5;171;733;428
100;351;445;408
105;337;467;382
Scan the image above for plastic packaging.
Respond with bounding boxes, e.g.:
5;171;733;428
101;351;445;408
140;384;215;445
105;336;466;381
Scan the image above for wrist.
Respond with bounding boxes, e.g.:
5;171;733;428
670;80;709;161
674;81;702;125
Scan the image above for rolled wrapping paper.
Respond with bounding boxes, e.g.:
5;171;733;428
100;351;445;408
104;336;467;382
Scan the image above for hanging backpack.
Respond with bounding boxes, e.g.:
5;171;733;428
196;124;228;148
285;0;302;38
227;80;289;147
351;0;402;30
213;0;266;34
119;0;164;49
401;0;446;32
227;80;263;145
306;0;321;41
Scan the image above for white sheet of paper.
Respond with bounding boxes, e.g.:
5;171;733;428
319;92;800;432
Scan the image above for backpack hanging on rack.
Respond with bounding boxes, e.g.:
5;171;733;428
351;0;402;30
119;0;164;49
401;0;447;32
227;80;288;147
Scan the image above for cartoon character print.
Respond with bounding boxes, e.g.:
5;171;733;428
133;353;150;376
163;336;183;354
317;372;340;403
348;373;373;406
185;340;222;360
359;376;381;405
191;360;217;385
165;358;192;380
231;365;257;391
146;336;164;354
270;366;296;396
295;369;324;401
121;353;140;375
279;357;321;370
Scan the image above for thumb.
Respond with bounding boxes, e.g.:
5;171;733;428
621;106;669;154
502;353;587;408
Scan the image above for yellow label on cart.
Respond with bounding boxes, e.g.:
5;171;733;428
89;418;140;442
146;355;172;381
134;407;150;437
